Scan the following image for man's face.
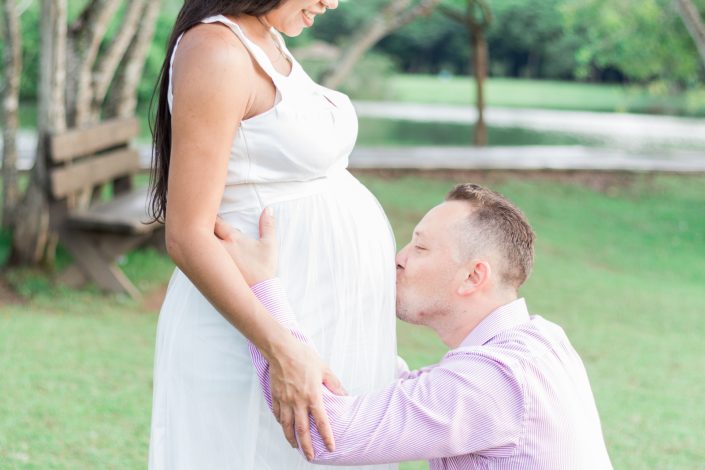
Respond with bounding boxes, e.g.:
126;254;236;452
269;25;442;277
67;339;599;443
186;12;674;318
395;201;471;325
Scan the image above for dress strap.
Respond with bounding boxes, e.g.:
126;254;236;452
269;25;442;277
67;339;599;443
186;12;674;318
167;14;294;112
167;32;185;112
201;15;292;86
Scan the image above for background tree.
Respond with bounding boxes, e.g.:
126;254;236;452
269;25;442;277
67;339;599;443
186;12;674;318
673;0;705;67
486;0;579;78
439;0;492;146
10;0;66;266
562;0;704;86
9;0;161;266
320;0;442;89
1;0;23;230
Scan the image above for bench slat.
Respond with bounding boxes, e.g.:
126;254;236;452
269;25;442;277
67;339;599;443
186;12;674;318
50;148;140;198
67;186;160;235
50;117;140;162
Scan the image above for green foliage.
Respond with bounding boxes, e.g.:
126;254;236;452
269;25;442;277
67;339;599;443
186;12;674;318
377;10;470;74
15;5;40;101
486;0;581;79
0;228;11;266
302;0;393;45
4;0;705;115
562;0;705;85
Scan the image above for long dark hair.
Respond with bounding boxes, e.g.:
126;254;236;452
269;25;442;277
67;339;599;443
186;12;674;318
148;0;283;223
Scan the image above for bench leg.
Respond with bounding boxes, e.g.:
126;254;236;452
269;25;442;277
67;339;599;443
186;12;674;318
59;229;145;300
57;264;88;288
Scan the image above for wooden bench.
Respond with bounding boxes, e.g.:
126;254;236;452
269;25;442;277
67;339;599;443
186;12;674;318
47;117;163;299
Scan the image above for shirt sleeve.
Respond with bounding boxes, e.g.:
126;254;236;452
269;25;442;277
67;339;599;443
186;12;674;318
249;279;524;465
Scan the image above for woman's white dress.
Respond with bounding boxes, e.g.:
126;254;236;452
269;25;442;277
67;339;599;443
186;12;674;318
148;15;398;470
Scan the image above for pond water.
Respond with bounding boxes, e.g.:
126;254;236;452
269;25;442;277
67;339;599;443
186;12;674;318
357;118;601;147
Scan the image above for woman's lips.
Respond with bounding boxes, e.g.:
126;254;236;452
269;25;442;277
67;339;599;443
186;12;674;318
302;10;315;27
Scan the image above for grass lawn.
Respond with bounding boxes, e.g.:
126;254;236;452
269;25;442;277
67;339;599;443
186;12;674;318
388;75;705;117
1;173;705;469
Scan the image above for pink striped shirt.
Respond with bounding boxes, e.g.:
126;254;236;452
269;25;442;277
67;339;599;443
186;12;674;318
250;279;613;469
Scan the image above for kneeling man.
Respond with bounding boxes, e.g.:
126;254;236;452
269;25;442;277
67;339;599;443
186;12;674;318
216;183;613;469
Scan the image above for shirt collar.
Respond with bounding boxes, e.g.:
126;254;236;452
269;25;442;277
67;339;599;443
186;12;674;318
460;298;530;347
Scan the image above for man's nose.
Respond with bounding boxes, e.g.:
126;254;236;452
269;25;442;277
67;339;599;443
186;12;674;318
321;0;338;9
396;244;409;269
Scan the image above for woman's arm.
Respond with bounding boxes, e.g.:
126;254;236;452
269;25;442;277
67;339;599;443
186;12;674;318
166;25;337;458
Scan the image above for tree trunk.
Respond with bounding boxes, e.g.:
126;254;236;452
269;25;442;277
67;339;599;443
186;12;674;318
471;26;488;146
106;0;161;118
10;0;67;266
1;0;23;230
321;0;441;90
92;0;148;119
440;0;492;147
66;0;121;127
673;0;705;67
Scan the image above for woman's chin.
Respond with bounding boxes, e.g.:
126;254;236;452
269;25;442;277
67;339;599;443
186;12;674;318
278;22;306;37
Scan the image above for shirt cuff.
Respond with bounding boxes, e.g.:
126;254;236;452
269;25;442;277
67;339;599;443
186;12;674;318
251;278;297;325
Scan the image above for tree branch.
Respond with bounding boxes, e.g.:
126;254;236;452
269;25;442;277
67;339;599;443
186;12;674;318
673;0;705;67
66;0;122;126
471;0;492;29
92;0;148;113
439;0;492;29
1;0;24;228
321;0;442;89
105;0;161;118
391;0;442;30
437;3;466;24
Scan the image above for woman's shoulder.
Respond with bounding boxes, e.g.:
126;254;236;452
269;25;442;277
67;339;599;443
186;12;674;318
174;22;252;77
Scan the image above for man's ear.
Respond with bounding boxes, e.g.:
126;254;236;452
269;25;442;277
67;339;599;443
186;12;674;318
456;260;491;296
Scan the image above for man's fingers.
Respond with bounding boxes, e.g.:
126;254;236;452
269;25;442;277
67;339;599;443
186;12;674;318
279;407;297;449
294;408;314;461
259;207;277;243
272;400;282;424
214;217;241;241
213;217;230;240
323;371;347;396
311;400;336;453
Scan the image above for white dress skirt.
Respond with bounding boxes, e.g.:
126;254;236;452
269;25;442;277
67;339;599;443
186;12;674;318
149;15;399;470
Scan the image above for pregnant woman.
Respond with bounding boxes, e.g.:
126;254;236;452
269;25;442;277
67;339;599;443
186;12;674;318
147;1;397;469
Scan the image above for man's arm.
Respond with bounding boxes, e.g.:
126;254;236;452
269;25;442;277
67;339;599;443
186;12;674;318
249;279;525;465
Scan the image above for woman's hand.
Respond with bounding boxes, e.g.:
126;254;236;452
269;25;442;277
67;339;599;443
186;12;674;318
214;208;277;286
268;337;345;460
215;208;346;458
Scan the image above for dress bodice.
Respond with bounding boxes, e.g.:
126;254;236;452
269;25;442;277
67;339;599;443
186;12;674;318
168;14;359;213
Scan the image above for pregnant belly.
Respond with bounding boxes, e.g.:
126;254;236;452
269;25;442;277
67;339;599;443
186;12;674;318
215;169;398;392
218;169;394;246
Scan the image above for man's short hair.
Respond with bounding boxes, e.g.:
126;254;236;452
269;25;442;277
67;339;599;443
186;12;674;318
446;184;535;290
